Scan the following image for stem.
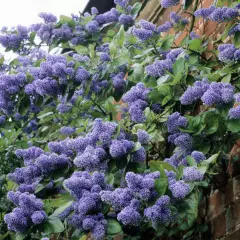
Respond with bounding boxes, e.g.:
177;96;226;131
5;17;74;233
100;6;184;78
189;0;199;35
91;98;107;116
235;86;240;92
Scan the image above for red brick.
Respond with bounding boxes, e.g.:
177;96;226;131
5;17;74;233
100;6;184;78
231;202;240;229
225;180;234;206
212;212;226;239
208;190;225;220
201;0;213;8
205;21;217;37
233;176;240;202
175;31;188;46
225;228;240;240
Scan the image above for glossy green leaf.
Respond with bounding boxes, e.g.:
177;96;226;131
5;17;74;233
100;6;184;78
107;219;122;235
154;178;168;196
43;217;64;234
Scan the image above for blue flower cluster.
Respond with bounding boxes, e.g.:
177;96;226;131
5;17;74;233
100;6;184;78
194;6;239;22
228;24;240;36
25;55;71;97
0;115;6;125
15;146;44;166
4;191;47;232
64;171;110;240
157;21;173;33
132;21;155;41
0;72;27;114
0;0;135;51
170;12;189;25
146;48;183;77
144;195;172;228
169;180;190;199
151;103;162;114
122;83;150;123
165;170;190;199
229;94;240;119
183;167;204;182
166;112;188;134
165;112;194;166
180;78;210;105
190;32;200;39
137;129;150;144
100;172;160;226
218;44;240;62
60;126;76;136
0;25;28;50
191;151;206;163
132;18;175;41
161;0;180;8
9;147;71;193
180;78;234;106
111;72;126;91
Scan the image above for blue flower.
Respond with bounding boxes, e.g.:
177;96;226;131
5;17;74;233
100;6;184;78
161;0;180;8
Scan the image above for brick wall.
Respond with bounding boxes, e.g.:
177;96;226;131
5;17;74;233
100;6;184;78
138;0;229;55
199;176;240;240
138;1;239;239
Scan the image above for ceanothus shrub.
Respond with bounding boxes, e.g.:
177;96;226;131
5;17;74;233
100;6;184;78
0;0;240;239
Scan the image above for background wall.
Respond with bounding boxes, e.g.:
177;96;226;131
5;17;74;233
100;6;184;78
138;0;229;56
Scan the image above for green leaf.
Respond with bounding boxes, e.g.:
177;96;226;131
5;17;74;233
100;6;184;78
222;74;231;83
198;166;207;175
186;156;196;166
133;142;142;152
148;89;162;102
43;217;64;234
183;0;194;10
35;182;49;193
115;25;125;47
201;153;219;166
154;178;168;196
60;15;75;28
37;111;54;119
195;181;208;187
202;111;219;135
109;41;117;56
70;230;86;240
189;39;202;52
160;162;177;173
173;59;185;75
116;156;128;169
19;97;31;115
132;64;144;83
16;232;28;240
107;219;122;235
149;160;162;172
157;75;170;85
29;32;36;44
131;2;142;17
106;173;114;185
183;229;194;239
227;119;240;133
50;200;74;218
112;57;127;66
177;165;184;180
234;31;240;48
74;45;89;55
160;36;174;51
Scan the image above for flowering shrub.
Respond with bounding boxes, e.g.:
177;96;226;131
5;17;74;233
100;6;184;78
0;0;240;239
